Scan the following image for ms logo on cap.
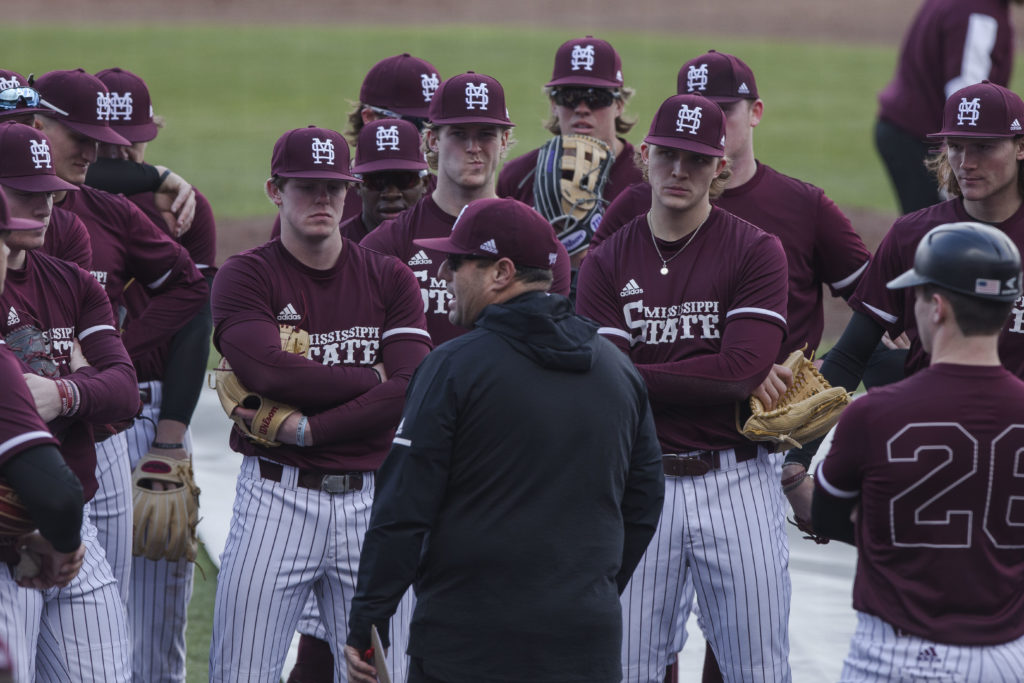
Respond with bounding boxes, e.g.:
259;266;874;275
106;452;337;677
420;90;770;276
571;44;596;71
465;82;489;110
29;139;52;169
686;64;709;93
95;92;112;121
375;125;400;152
421;73;440;102
957;97;982;127
311;137;335;165
0;77;19;90
676;104;703;135
107;92;134;121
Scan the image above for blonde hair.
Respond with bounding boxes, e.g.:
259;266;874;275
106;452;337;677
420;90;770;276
634;146;732;200
420;122;516;171
925;137;1024;198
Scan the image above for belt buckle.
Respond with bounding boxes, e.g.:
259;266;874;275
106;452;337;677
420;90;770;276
321;475;352;494
678;454;711;476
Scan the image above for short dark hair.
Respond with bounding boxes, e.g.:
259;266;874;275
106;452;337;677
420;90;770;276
920;283;1014;336
513;264;554;287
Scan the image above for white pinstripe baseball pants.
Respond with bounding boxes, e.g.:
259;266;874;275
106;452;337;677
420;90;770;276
91;429;133;607
621;447;792;683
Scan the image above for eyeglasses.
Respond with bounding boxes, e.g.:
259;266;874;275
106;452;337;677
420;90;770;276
357;170;426;191
445;253;496;271
0;86;40;110
550;87;620;110
366;105;428;132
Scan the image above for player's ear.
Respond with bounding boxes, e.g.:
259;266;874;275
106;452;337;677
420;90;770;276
714;157;729;176
1014;135;1024;161
360;106;377;126
749;99;764;128
492;257;517;287
425;128;439;153
265;178;283;207
640;143;650;164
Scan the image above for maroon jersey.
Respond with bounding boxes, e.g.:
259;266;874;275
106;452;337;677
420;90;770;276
42;206;93;270
122;188;216;382
850;198;1024;376
211;238;431;471
0;251;139;500
339;213;371;243
577;207;788;451
57;185;207;358
817;364;1024;645
0;345;58;467
497;138;642;207
878;0;1014;141
361;195;573;345
593;163;870;357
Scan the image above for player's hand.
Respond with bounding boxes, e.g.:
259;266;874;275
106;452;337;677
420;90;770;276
751;363;794;411
881;332;910;350
782;463;813;522
21;374;62;422
15;532;85;590
231;407;313;447
147;419;190;491
343;644;379;683
68;338;91;372
373;362;388;383
154;166;196;238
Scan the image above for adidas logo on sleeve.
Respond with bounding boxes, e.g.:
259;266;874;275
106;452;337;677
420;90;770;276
6;307;20;326
620;279;644;297
276;303;302;321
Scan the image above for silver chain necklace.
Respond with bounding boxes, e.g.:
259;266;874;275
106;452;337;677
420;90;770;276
647;208;710;275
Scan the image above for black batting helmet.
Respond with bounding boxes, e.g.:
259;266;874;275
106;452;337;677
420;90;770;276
887;222;1022;302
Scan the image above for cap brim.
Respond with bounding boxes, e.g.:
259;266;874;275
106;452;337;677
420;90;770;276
413;236;462;253
0;107;51;122
886;268;929;290
546;76;622;88
352;159;428;174
926;129;1019;139
62;120;132;146
643;134;724;157
112;121;159;143
428;115;514;127
1;215;45;231
276;169;361;182
0;174;79;192
380;104;430;119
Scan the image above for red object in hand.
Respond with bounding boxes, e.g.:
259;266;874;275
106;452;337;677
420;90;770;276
362;648;374;663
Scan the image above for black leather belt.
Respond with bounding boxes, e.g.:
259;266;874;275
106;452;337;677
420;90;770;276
139;386;152;404
663;442;758;477
258;459;364;494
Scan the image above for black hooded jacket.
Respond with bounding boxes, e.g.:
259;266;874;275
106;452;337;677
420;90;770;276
348;290;664;682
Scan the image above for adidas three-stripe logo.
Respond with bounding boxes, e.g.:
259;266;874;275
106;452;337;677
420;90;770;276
6;307;20;326
479;239;498;254
407;250;433;266
277;303;301;321
620;279;643;297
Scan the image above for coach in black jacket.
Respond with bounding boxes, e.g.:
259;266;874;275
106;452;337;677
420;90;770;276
345;198;664;683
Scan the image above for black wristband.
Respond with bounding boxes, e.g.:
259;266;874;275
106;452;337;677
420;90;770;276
152;441;184;449
158;169;172;185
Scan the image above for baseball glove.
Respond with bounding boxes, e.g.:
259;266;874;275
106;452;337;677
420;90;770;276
738;346;851;451
213;325;309;448
3;324;59;378
131;453;201;562
532;134;614;256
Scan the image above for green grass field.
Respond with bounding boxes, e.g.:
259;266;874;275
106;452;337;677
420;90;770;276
6;23;926;218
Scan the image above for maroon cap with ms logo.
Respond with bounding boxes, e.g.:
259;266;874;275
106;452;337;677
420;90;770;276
928;81;1024;139
546;36;624;89
33;69;132;146
360;53;441;119
428;72;513;127
352;119;428;174
0;121;78;193
644;94;726;157
677;50;759;103
271;126;360;182
95;67;159;143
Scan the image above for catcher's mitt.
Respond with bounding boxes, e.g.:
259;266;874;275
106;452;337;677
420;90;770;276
131;453;201;561
3;324;59;378
738;346;851;451
213;325;308;448
532;134;613;256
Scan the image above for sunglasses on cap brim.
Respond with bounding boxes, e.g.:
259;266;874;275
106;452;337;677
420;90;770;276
550;87;621;110
366;105;428;132
0;86;68;116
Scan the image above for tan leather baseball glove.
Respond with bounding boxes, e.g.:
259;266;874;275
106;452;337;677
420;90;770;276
132;453;201;562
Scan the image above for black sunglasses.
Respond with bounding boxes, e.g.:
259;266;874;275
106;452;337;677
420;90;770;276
445;254;496;271
359;171;425;192
366;105;428;132
550;87;620;110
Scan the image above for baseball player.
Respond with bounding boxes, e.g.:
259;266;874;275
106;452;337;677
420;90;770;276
83;66;216;683
208;125;431;682
576;94;792;683
813;221;1024;680
0;187;86;682
876;0;1021;214
0;122;140;682
361;71;572;346
31;68;208;610
286;117;430;683
497;36;642;267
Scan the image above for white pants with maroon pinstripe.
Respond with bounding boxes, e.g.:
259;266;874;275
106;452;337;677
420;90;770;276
841;612;1024;682
209;456;412;683
121;380;195;683
0;506;130;683
91;429;133;606
621;446;792;683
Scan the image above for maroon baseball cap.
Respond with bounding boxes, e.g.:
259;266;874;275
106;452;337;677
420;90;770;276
0;122;79;193
677;50;759;103
0;186;45;231
271;126;360;181
33;69;132;146
360;53;441;119
928;81;1024;139
414;197;559;270
352;119;428;174
546;36;624;89
428;72;513;127
95;68;158;143
0;70;53;122
644;94;726;157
